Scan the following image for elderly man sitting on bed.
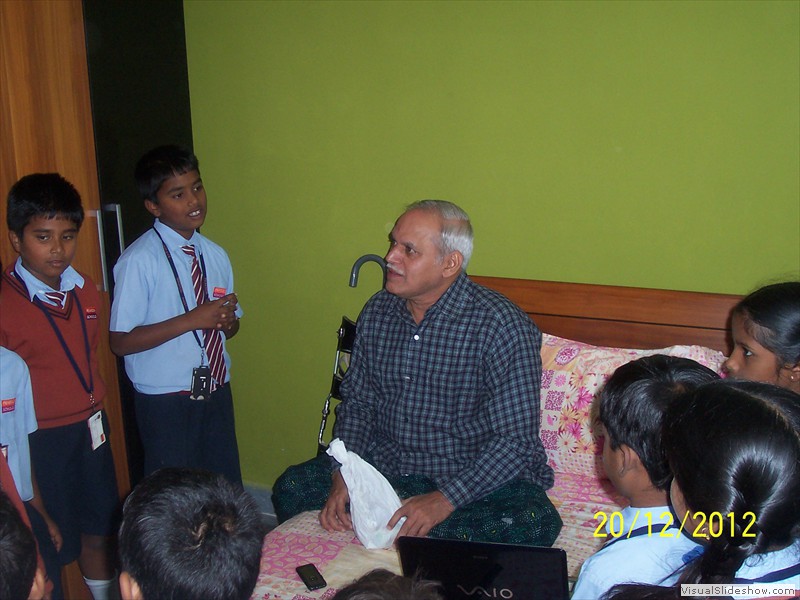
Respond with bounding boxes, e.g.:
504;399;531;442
272;200;562;545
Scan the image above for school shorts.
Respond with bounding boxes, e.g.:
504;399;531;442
134;382;242;487
28;410;120;564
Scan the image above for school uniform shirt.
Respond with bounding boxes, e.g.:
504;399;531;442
572;505;701;600
109;219;243;395
730;539;800;599
0;347;38;501
0;260;107;428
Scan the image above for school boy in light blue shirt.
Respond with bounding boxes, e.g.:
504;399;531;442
0;346;38;501
109;145;243;486
572;355;717;600
0;345;64;597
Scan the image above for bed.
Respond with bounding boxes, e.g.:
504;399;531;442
251;276;741;600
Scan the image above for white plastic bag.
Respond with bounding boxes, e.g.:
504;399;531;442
326;438;405;549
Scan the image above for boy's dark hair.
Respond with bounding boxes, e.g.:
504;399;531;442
118;467;266;600
0;490;37;600
597;355;719;490
6;173;85;236
331;568;444;600
734;281;800;369
134;144;200;202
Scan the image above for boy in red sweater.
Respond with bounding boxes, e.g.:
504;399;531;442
0;173;119;600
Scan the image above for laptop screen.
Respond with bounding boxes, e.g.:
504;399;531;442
397;536;569;600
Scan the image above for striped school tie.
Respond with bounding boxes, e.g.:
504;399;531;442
181;245;227;390
44;291;66;307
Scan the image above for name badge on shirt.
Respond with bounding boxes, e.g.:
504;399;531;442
1;398;15;413
88;411;106;450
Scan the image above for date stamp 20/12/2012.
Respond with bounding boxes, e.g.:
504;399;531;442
594;510;757;540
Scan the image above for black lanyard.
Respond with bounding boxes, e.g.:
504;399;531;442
602;521;677;550
153;228;207;358
13;269;95;411
733;560;800;584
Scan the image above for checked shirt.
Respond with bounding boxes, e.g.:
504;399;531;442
335;273;553;509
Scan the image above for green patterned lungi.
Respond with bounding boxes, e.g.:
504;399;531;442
272;454;562;547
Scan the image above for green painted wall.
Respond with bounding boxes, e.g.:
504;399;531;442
182;0;800;489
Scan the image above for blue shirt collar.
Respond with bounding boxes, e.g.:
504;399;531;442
13;256;85;304
153;219;201;251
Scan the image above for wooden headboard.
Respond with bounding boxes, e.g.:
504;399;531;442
470;276;742;354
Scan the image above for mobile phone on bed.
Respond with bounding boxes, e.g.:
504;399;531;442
296;563;326;591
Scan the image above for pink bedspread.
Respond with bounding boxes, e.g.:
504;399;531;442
548;471;626;577
251;511;401;599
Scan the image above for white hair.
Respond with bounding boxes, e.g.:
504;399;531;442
405;199;473;271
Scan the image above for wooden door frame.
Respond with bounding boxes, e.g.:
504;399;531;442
1;1;131;597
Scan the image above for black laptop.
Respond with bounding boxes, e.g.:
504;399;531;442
397;536;569;600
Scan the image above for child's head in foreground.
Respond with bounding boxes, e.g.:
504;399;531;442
724;281;800;394
597;355;719;504
0;489;38;600
331;568;444;600
605;379;800;599
6;173;84;289
135;145;206;240
118;467;266;600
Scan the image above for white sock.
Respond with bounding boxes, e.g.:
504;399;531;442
83;574;118;600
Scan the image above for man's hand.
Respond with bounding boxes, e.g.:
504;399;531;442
388;491;454;538
319;470;353;532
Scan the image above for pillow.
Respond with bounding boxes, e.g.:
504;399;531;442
538;333;725;479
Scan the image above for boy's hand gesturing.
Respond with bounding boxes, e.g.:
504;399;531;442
189;293;238;331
